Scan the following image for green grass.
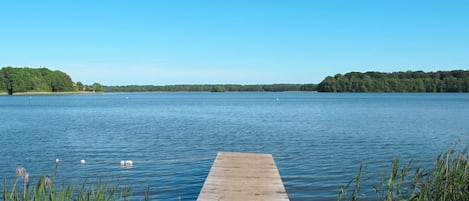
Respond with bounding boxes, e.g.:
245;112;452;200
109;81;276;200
2;165;149;201
338;143;469;201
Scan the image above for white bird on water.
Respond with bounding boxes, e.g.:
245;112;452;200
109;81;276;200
120;160;133;167
80;159;86;165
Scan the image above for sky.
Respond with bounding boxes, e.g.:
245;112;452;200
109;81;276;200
1;0;468;85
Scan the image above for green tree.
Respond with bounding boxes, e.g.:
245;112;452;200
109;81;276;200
318;76;337;92
46;70;74;92
317;70;469;92
0;70;5;92
91;82;104;92
211;86;226;92
76;82;84;91
0;67;76;94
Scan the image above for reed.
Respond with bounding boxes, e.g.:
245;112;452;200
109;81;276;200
338;143;469;201
2;165;149;201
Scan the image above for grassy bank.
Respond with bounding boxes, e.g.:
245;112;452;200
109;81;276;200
338;143;468;201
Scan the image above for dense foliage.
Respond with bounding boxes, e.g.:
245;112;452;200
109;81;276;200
104;84;318;92
0;67;103;95
5;67;469;94
0;67;74;95
318;70;469;92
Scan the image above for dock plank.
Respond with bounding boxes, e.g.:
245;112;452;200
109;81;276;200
197;152;289;201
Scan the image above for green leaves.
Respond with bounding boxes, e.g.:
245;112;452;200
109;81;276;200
0;67;74;95
318;70;469;92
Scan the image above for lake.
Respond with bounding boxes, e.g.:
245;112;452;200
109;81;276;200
0;93;468;200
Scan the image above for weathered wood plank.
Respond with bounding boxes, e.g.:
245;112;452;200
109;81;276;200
197;152;289;201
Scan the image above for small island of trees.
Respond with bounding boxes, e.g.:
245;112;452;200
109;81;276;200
0;67;103;95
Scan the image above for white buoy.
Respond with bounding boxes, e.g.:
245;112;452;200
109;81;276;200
80;159;86;165
125;160;133;166
120;160;125;166
55;158;60;163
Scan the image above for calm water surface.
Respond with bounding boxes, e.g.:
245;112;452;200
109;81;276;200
1;93;468;200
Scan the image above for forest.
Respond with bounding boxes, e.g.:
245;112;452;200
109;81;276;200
318;70;469;92
3;67;469;94
103;84;318;92
0;67;102;95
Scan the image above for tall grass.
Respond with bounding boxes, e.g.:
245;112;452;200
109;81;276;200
2;165;149;201
338;144;469;201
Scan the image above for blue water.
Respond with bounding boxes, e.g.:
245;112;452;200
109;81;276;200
1;93;468;200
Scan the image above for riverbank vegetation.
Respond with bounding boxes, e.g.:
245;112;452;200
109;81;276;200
2;166;148;201
0;67;103;95
318;70;469;92
338;143;468;201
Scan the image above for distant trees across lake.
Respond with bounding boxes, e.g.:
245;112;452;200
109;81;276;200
0;67;103;95
318;70;469;92
104;84;318;92
3;67;469;94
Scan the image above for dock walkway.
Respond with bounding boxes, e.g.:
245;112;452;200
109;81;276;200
197;152;289;201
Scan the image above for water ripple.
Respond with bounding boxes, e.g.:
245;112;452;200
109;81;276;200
1;93;468;200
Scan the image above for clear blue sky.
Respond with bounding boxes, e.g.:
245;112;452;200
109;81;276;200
1;0;468;85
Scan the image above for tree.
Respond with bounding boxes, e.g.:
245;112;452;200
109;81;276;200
211;86;226;92
317;70;469;92
0;67;76;95
46;71;74;92
2;67;19;95
0;70;5;92
318;76;337;92
91;83;104;92
76;82;84;91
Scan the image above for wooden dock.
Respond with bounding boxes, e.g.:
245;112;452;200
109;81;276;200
197;152;289;201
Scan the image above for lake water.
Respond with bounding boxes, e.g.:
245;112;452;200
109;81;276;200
0;93;468;200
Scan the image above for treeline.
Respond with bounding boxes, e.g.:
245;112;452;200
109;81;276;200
0;67;103;95
104;84;318;92
318;70;469;92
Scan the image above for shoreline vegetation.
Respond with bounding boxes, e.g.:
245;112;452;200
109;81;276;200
3;165;149;201
338;143;468;201
2;67;469;94
103;84;318;93
0;67;103;95
0;91;101;96
318;70;469;92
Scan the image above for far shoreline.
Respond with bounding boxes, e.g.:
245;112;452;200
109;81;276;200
0;91;101;96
